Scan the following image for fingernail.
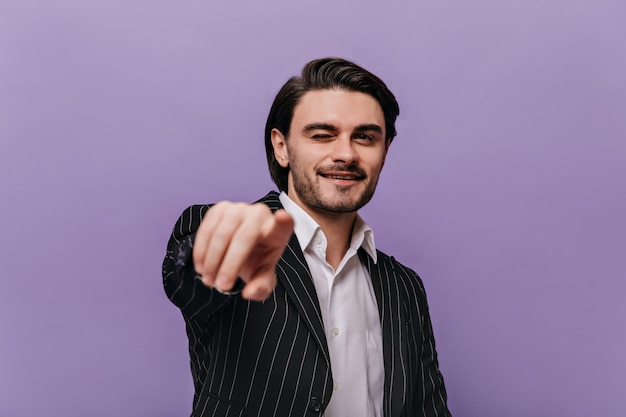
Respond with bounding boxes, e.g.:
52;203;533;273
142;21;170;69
254;286;270;301
201;274;214;286
215;275;229;290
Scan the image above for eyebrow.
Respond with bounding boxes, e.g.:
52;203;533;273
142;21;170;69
303;123;338;132
353;124;383;134
302;123;383;134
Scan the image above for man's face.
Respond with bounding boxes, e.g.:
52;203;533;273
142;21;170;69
271;89;390;215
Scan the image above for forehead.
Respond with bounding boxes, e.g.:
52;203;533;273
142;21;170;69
291;89;385;130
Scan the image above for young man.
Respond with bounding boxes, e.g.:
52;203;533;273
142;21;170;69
163;57;451;417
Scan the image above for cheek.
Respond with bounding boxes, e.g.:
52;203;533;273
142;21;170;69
364;150;387;170
293;151;322;169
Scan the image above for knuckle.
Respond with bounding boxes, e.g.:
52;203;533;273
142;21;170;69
251;203;271;216
213;200;233;209
211;227;232;242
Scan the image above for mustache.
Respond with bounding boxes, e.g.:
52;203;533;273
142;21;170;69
316;164;366;178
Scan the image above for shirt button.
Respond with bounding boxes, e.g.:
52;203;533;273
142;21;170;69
333;382;339;391
309;396;321;413
332;327;340;336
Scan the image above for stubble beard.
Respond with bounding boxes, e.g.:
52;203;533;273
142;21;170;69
288;156;380;214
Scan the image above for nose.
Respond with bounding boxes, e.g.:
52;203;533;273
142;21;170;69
331;135;358;164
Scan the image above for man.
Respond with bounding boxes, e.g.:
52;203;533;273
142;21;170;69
163;57;451;417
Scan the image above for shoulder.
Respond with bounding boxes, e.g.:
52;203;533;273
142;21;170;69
375;249;427;295
254;190;283;211
374;250;435;328
169;204;212;240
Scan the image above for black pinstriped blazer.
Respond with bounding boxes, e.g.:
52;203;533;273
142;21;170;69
163;191;451;417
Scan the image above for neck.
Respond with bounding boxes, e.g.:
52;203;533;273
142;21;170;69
304;206;357;270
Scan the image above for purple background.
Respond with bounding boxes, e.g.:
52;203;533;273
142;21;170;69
1;0;625;415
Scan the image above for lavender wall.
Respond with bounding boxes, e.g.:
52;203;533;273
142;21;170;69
1;0;624;416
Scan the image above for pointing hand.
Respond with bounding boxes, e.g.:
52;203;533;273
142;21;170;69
193;202;294;301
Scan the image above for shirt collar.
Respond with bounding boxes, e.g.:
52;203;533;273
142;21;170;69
279;191;377;263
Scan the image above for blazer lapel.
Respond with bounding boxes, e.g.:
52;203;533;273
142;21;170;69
276;235;331;365
258;191;331;366
359;249;407;417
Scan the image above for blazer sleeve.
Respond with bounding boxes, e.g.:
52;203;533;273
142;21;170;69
397;261;452;417
415;291;451;417
162;204;242;320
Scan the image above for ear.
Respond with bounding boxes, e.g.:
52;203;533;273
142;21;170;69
271;128;289;168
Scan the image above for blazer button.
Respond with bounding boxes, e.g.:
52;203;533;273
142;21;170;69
309;396;321;413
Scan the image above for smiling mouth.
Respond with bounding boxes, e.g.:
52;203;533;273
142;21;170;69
321;173;362;180
318;164;366;182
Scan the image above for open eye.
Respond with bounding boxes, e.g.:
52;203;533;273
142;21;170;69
354;133;375;142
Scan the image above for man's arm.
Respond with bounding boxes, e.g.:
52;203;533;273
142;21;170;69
391;261;451;417
415;302;451;417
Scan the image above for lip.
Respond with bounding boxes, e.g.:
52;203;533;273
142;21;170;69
319;171;365;186
319;171;364;180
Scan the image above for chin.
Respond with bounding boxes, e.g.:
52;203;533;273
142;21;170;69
317;192;374;213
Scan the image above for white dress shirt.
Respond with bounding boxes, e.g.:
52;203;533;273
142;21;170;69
279;192;384;417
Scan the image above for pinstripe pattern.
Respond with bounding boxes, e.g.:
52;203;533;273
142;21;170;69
163;191;451;417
